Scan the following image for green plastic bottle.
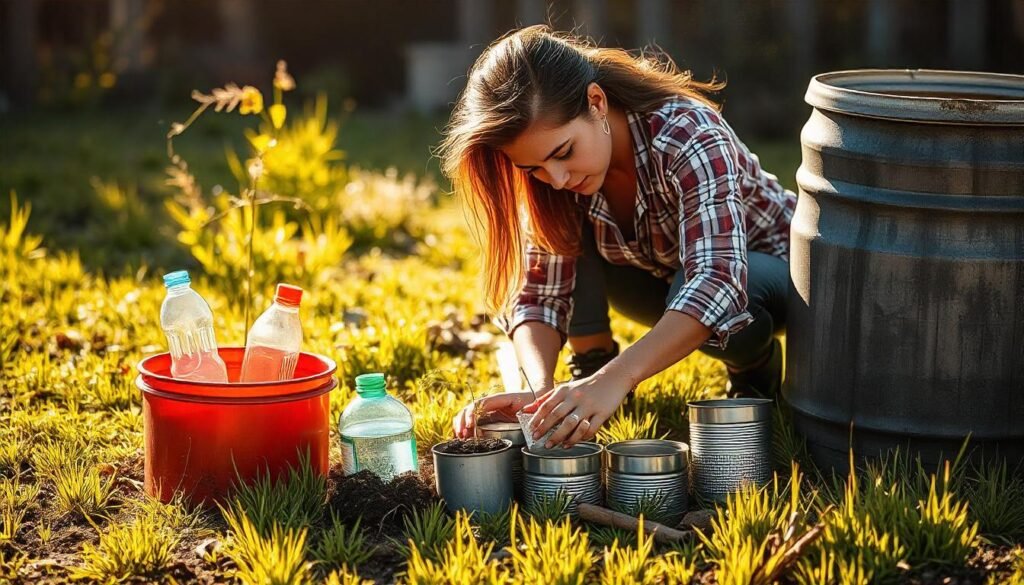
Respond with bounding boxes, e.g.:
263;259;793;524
338;373;418;480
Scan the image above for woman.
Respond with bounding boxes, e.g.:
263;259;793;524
440;25;795;450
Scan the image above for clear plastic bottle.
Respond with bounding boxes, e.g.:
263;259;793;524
240;283;304;382
160;270;229;383
338;373;418;480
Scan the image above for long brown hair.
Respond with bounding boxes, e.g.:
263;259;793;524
438;24;724;315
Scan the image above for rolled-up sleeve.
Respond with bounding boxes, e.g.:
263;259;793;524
663;124;752;348
493;243;576;342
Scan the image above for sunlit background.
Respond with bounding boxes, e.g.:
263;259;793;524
2;0;1023;272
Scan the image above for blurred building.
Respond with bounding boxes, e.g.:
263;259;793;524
2;0;1023;136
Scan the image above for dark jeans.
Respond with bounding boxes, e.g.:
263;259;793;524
569;227;789;371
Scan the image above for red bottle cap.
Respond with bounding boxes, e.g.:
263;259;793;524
275;283;303;307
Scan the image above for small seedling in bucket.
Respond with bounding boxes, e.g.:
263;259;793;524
470;384;488;430
439;384;508;454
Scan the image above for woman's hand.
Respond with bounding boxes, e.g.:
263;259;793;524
452;390;550;439
523;371;633;449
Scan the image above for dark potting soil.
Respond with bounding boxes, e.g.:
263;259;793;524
327;467;438;530
433;438;507;455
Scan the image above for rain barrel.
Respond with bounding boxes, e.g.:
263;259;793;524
787;70;1024;471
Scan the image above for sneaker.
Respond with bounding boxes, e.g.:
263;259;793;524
567;341;620;381
725;338;783;399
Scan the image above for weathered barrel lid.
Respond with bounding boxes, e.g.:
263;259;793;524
806;69;1024;125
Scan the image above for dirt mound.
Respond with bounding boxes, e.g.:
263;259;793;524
327;467;438;530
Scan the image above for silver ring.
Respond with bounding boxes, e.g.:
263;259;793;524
565;412;581;426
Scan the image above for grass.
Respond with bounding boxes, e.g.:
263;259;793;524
607;491;675;526
227;450;329;535
0;94;1020;583
596;411;666;445
222;505;315;585
523;490;574;523
394;501;456;563
586;524;634;549
599;519;656;584
70;515;180;582
470;503;514;547
509;513;593;585
404;512;506;584
963;458;1024;544
311;513;373;574
51;460;118;520
699;464;813;585
0;477;39;544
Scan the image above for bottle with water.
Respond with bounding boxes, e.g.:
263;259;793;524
240;283;304;382
160;270;229;383
339;373;418;480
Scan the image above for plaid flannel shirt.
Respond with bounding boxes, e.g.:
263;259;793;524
497;98;796;348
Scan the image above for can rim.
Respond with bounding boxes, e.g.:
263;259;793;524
137;348;338;399
476;421;522;432
521;442;603;475
605;439;689;474
475;421;527;445
431;438;513;458
687;398;773;424
138;375;336;405
805;69;1024;125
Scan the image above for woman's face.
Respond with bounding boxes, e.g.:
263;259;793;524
499;86;612;196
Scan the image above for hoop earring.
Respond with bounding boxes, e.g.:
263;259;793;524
602;116;610;135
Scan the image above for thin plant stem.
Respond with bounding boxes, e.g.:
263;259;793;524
165;100;211;159
244;177;259;344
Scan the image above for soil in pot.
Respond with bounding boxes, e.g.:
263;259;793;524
434;438;507;455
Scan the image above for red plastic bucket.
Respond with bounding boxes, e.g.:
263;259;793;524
136;347;336;505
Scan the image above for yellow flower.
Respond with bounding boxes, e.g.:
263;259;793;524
274;60;296;91
98;72;117;89
269;104;287;129
247;157;264;182
239;86;263;115
248;133;275;153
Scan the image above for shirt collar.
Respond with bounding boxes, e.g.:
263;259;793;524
578;108;653;220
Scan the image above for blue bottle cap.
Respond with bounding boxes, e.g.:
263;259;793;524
163;270;191;288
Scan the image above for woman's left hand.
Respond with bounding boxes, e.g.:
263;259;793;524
522;371;633;449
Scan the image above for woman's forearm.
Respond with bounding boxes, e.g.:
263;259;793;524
600;311;713;390
511;322;564;392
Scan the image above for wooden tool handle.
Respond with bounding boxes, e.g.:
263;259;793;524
576;503;693;544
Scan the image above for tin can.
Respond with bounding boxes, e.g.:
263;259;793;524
605;439;689;525
521;442;604;517
477;421;527;501
688;398;772;502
